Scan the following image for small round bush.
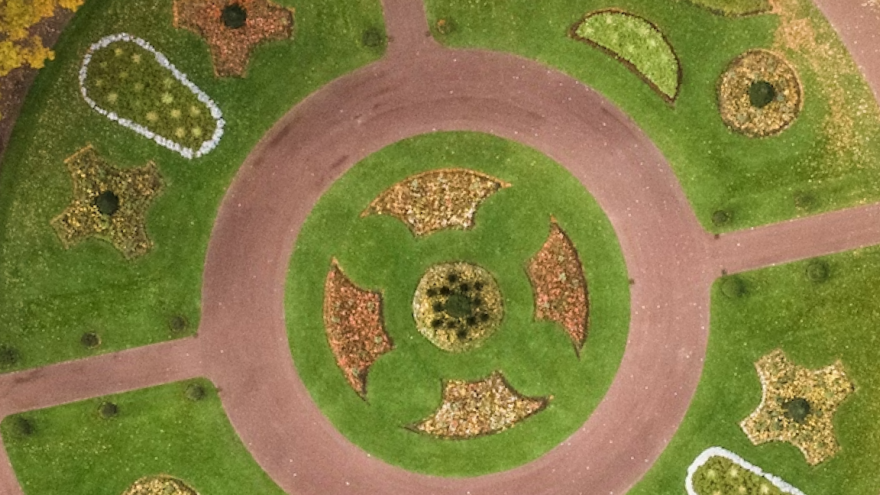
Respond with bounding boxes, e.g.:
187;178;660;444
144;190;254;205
794;191;816;210
749;80;776;108
221;3;247;29
362;27;384;48
435;18;456;35
0;345;20;368
185;383;206;401
80;332;101;349
720;276;746;299
169;315;188;333
11;417;34;437
98;401;119;419
783;397;812;423
711;209;731;227
94;190;120;216
805;260;830;283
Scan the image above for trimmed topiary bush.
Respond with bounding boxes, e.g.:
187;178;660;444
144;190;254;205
0;344;20;368
362;27;384;48
805;259;829;283
783;397;811;424
711;209;732;227
720;276;747;299
98;401;119;419
221;3;248;29
80;332;101;349
184;383;206;401
168;315;188;333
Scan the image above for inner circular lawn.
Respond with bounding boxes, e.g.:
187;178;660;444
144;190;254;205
285;131;630;476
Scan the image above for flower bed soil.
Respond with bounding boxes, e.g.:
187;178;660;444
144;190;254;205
50;145;164;259
570;9;682;103
717;49;803;137
173;0;294;78
322;259;393;399
740;349;854;465
686;447;804;495
122;475;198;495
410;372;548;439
362;168;510;237
526;220;589;354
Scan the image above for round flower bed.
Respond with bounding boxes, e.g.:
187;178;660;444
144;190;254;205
413;262;503;352
717;49;803;137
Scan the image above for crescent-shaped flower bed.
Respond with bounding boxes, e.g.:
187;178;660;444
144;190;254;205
409;371;549;439
122;475;198;495
323;259;394;399
362;168;510;237
526;219;589;355
686;447;805;495
79;33;225;159
570;9;681;102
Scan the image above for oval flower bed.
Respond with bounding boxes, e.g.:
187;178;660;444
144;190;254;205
570;9;681;102
79;33;224;159
686;447;805;495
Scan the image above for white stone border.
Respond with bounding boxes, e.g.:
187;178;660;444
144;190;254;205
685;447;806;495
78;33;225;159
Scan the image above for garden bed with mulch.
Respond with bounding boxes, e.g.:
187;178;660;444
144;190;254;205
410;372;549;439
526;220;589;355
322;259;393;399
123;475;198;495
362;168;510;237
740;349;854;465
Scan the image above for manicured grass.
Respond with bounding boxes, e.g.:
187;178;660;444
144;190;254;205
572;10;680;100
1;379;285;494
424;0;880;232
629;248;880;494
285;131;630;476
0;0;385;372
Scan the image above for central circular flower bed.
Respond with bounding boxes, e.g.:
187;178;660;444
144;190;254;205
285;132;630;476
413;262;503;352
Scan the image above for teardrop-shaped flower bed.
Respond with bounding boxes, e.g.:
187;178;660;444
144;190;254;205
79;33;225;159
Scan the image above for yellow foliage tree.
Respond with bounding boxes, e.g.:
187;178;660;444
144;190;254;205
0;0;84;120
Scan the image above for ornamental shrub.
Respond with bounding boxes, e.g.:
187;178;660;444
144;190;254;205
169;315;188;333
98;401;119;418
10;416;34;437
711;209;732;226
720;276;746;299
0;344;20;368
361;27;384;48
80;331;100;349
184;383;205;401
805;259;830;283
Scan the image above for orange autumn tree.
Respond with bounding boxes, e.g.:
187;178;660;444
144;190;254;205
0;0;84;118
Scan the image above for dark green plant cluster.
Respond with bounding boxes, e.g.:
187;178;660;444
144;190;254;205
0;344;20;368
426;272;491;343
361;27;384;48
691;456;785;495
184;383;206;401
720;276;747;299
83;40;217;150
805;260;830;283
711;209;732;227
749;80;776;108
782;397;812;424
168;315;189;333
221;3;248;29
98;401;119;419
80;332;101;349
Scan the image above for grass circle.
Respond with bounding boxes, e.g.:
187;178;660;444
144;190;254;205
285;132;630;476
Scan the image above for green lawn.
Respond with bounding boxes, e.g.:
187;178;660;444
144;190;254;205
684;0;770;16
1;379;286;494
424;0;880;233
285;131;631;476
0;0;385;372
630;248;880;494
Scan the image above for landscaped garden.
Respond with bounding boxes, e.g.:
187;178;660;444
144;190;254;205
3;0;880;494
285;131;630;475
1;380;287;494
0;0;385;372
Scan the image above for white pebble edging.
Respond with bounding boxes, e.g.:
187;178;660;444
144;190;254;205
685;447;806;495
79;33;225;159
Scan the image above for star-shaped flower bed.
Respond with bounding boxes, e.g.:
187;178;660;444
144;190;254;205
51;145;164;259
173;0;294;77
740;349;855;465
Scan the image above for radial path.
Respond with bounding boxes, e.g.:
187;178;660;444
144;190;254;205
2;1;880;495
